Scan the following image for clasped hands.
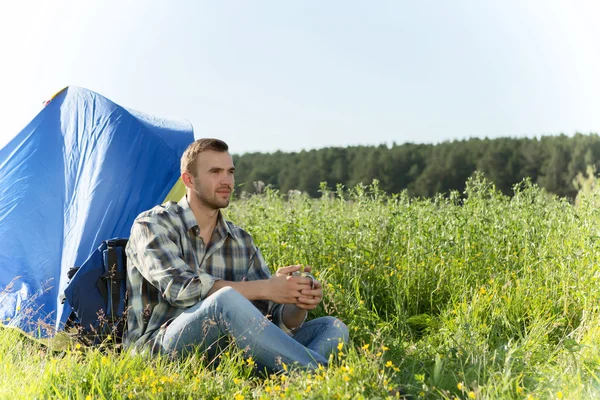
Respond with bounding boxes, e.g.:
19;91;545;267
268;265;323;310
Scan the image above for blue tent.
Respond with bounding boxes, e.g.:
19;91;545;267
0;87;194;334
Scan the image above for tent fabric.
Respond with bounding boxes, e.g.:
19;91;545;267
163;178;186;203
0;86;194;334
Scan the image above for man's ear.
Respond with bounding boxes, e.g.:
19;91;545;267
181;172;195;189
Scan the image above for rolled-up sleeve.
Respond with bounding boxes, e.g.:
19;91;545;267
126;216;217;307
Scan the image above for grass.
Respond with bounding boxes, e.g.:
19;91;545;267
2;173;600;399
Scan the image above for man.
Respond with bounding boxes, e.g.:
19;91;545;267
124;138;348;372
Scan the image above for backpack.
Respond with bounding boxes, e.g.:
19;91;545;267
63;238;129;345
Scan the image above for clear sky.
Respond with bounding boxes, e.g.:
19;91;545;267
1;1;599;154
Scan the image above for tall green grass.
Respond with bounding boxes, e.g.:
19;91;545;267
2;173;599;399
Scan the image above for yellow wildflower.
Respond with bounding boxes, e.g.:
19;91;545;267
235;394;244;400
468;391;476;399
337;342;343;351
386;361;393;367
517;386;524;395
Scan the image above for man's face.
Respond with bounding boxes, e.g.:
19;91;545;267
188;150;235;210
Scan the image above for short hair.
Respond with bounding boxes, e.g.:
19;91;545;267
180;138;229;176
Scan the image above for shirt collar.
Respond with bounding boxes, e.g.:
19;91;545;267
177;195;234;238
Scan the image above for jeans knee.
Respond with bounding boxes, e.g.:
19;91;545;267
210;286;249;312
212;286;239;299
322;316;349;343
212;286;245;301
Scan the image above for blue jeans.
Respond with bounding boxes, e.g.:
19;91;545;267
157;287;349;372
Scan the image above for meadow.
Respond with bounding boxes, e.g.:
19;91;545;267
1;173;599;399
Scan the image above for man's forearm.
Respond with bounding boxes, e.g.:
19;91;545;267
207;279;268;300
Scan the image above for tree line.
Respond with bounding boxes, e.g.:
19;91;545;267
232;133;600;199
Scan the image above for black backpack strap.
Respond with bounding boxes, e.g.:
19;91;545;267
105;243;123;319
95;241;127;319
106;238;129;248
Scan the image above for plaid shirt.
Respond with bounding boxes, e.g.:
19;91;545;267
124;196;286;349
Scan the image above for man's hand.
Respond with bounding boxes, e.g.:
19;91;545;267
266;265;314;304
295;278;323;310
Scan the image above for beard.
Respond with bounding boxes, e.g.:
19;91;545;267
192;182;231;210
